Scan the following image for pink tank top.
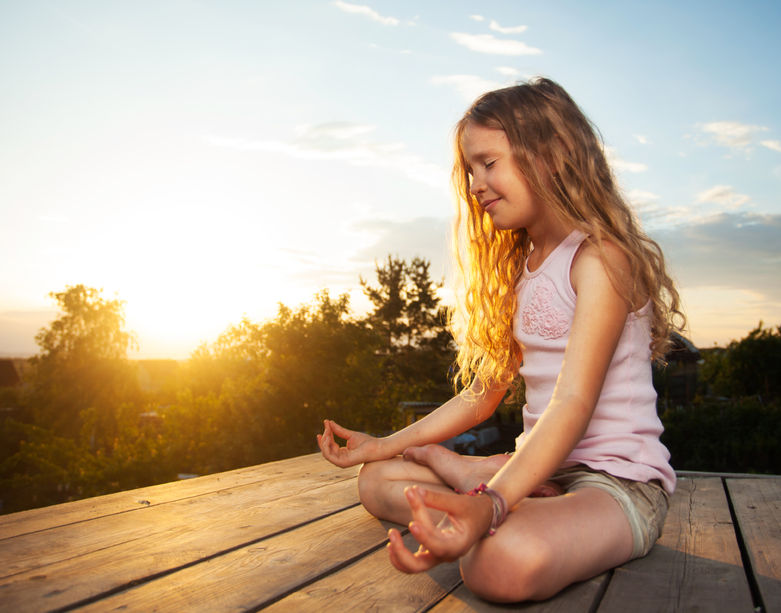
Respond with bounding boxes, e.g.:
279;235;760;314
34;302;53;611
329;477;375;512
514;230;676;493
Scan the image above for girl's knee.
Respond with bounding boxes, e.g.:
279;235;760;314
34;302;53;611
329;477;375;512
357;461;381;511
460;536;555;603
357;460;400;519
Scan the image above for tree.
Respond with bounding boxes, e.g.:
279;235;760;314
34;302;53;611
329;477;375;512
25;285;139;440
0;286;147;512
361;256;455;404
699;322;781;399
361;256;448;351
170;291;392;473
361;256;408;350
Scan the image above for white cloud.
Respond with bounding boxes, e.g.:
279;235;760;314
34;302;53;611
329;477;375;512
489;20;527;34
761;139;781;153
699;121;768;150
450;32;542;55
626;189;659;205
633;134;649;145
496;66;521;77
696;185;750;209
431;74;503;102
652;212;781;313
470;15;485;22
625;189;690;228
332;1;399;26
204;123;448;190
604;147;647;173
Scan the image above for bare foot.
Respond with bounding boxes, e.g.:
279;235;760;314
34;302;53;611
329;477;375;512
530;482;565;497
402;444;509;493
404;444;565;499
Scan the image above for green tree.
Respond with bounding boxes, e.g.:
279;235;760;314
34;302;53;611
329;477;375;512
361;256;448;350
25;285;139;440
699;322;781;399
0;286;149;513
361;256;455;406
361;256;408;350
170;291;391;474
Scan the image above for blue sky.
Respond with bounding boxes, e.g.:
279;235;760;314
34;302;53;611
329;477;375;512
1;0;779;358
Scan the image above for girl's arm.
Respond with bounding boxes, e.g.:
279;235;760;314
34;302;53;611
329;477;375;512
389;241;634;571
488;240;633;502
318;384;507;468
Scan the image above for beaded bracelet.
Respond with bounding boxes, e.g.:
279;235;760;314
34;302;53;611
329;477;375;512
464;483;509;536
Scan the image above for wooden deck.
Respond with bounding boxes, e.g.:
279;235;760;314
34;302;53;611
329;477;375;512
0;454;778;612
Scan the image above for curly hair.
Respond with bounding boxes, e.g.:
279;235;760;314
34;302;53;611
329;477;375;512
449;77;685;392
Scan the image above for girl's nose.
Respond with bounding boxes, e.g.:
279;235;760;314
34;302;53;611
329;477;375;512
469;173;484;196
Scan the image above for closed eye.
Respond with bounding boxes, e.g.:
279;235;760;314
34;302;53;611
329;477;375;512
485;160;496;169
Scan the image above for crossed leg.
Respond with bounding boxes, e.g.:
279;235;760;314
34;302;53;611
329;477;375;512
460;488;634;602
358;447;634;603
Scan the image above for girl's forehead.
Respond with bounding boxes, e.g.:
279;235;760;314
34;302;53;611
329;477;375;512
460;122;510;156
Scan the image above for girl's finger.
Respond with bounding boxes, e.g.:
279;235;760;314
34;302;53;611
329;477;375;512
416;487;464;514
329;420;352;439
405;487;450;550
387;529;438;574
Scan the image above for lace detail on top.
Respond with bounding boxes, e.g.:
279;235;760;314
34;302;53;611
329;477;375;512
520;276;569;339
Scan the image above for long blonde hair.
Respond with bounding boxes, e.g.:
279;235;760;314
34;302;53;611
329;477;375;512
450;77;684;392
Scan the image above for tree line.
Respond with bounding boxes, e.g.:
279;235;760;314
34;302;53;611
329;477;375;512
1;259;779;514
0;257;457;513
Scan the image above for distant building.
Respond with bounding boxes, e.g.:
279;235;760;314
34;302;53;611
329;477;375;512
654;332;701;409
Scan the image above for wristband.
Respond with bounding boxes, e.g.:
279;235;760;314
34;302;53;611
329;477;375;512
464;483;509;536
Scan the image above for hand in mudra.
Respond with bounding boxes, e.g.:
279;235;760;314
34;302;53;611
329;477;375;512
387;485;493;573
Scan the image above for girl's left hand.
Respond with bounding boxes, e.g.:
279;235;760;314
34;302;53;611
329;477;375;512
387;485;494;573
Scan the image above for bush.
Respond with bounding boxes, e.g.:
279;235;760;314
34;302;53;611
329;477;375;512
661;396;781;474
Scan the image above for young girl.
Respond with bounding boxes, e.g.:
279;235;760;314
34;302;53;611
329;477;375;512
317;77;683;603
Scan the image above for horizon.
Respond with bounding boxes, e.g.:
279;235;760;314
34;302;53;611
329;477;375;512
2;1;780;359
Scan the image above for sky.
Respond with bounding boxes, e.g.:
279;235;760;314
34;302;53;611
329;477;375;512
1;0;780;358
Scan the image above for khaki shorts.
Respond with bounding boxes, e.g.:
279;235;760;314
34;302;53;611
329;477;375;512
548;465;670;559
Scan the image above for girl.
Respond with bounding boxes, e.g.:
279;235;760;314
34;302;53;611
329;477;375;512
317;77;683;603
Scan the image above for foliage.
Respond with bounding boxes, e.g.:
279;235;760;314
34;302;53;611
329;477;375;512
360;255;455;413
361;255;449;352
661;396;781;474
166;291;392;474
698;322;781;399
25;285;140;438
5;274;777;515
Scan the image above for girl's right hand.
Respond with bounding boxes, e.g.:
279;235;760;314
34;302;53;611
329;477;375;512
317;419;381;467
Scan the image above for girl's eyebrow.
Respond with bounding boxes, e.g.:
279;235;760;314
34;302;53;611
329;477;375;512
465;148;498;164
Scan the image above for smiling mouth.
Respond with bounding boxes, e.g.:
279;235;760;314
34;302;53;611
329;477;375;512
481;198;499;210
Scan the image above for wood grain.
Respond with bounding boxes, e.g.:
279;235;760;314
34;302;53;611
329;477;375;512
0;453;340;541
0;477;359;612
598;477;754;612
0;455;356;579
262;531;462;612
75;505;391;612
430;573;609;612
1;455;777;613
727;478;781;612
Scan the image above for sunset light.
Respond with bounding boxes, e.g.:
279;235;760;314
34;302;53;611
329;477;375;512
1;1;779;358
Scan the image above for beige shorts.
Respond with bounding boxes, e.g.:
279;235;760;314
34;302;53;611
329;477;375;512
548;465;670;559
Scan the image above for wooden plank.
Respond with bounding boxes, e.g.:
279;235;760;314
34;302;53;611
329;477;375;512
262;532;462;612
74;505;391;612
726;478;781;612
430;573;609;612
0;453;333;540
597;477;754;612
0;478;359;612
0;456;356;579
